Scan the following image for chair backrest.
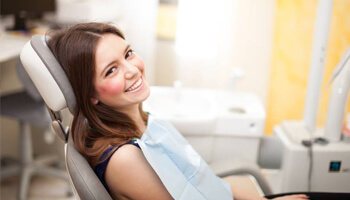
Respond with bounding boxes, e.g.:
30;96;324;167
20;35;113;200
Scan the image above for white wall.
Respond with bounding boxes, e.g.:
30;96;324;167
154;0;275;105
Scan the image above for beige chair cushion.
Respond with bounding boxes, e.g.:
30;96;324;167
223;175;264;197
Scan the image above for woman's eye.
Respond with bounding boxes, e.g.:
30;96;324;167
105;67;117;77
125;49;134;59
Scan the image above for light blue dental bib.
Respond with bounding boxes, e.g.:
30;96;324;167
136;116;232;200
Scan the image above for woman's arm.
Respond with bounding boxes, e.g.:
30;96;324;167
105;144;173;200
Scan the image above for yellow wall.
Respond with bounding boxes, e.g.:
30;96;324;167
266;0;350;134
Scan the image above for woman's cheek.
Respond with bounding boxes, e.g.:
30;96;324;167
99;79;124;97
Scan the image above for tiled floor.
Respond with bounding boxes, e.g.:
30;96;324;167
1;175;75;200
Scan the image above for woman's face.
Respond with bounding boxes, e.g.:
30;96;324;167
92;33;150;112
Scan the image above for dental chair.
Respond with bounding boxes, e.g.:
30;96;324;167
19;35;272;200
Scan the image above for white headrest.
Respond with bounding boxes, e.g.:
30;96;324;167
20;35;76;113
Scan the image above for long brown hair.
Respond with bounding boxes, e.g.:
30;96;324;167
47;23;148;166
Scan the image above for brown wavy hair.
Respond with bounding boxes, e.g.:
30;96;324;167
47;23;148;167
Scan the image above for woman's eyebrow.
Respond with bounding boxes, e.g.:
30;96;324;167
100;44;131;77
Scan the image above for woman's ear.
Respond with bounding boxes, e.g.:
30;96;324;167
91;98;99;105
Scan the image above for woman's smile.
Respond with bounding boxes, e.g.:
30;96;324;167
125;77;143;93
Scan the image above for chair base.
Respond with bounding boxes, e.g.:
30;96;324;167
0;122;72;200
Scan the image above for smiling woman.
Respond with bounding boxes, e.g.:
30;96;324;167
47;23;150;169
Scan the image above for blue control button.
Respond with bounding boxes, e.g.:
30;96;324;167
329;161;341;172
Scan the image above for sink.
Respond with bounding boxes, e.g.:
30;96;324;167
213;90;266;137
143;86;265;137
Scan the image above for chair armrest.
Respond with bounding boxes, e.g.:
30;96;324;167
210;160;273;196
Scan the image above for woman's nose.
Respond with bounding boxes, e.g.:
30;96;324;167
124;62;138;79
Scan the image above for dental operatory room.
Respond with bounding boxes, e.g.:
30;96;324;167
1;0;350;199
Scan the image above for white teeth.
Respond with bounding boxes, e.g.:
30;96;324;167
126;78;143;92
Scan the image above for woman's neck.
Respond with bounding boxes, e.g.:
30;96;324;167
132;112;147;133
120;104;147;133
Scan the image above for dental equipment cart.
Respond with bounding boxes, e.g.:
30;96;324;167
274;121;350;193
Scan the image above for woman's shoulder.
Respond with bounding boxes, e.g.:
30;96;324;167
103;139;143;177
105;140;173;199
94;140;140;189
97;140;139;164
104;143;149;193
108;143;143;167
104;143;145;185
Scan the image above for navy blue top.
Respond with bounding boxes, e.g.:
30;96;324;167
94;139;140;192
